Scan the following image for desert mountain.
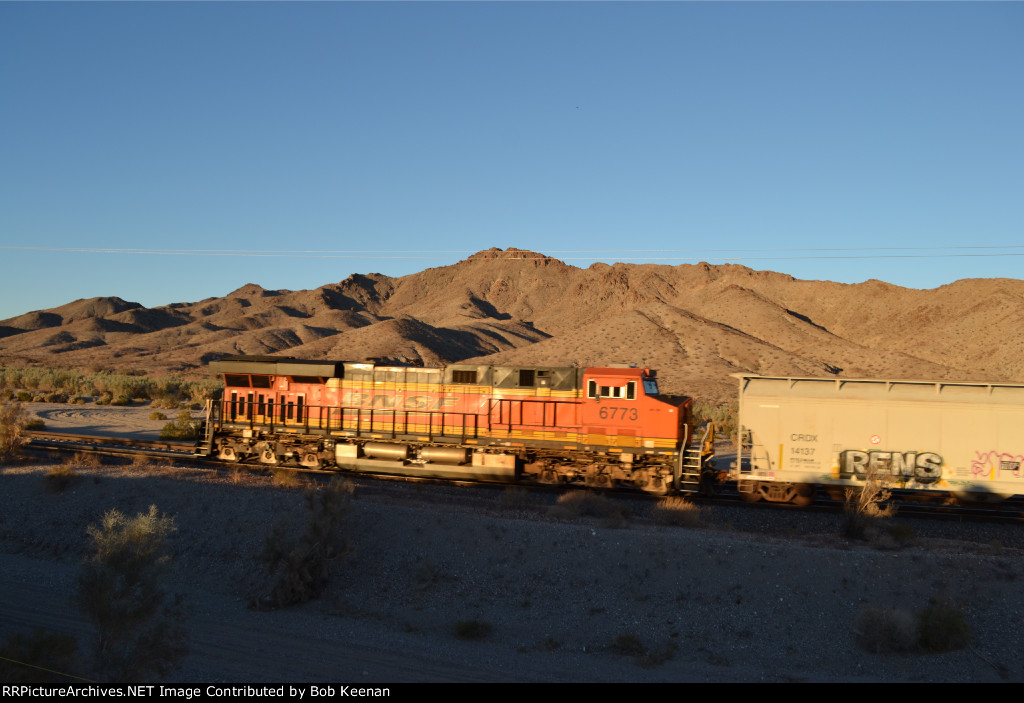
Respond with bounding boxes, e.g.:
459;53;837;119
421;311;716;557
1;248;1022;402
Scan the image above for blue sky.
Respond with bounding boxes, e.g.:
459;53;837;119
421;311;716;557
1;1;1022;321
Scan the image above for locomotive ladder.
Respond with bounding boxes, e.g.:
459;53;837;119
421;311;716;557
676;423;714;493
194;399;217;457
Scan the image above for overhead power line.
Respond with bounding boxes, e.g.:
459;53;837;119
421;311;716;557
2;245;1024;262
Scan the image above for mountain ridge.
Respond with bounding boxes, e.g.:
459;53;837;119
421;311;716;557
2;248;1021;402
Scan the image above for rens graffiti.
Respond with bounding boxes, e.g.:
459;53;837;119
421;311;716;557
969;450;1024;479
839;450;942;484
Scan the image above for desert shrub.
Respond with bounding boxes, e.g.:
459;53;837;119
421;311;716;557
70;396;88;405
842;469;897;540
149;397;180;410
148;411;168;421
609;632;646;656
109;394;132;407
256;478;354;609
77;506;187;681
95;392;113;406
917;599;970;652
454;619;492;640
651;496;701;527
550;490;628;527
44;464;78;493
25;417;45;430
638;641;678;668
854;600;970;654
159;411;197;440
16;391;33;402
854;606;918;653
0;399;29;462
0;627;81;683
692;401;738;440
38;391;68;403
271;468;303;488
70;451;102;470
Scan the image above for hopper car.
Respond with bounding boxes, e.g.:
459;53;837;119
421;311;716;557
195;356;712;494
733;374;1024;504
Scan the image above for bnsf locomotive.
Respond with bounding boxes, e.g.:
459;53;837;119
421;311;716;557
195;356;713;494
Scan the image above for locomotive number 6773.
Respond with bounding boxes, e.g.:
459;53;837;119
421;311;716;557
195;356;714;494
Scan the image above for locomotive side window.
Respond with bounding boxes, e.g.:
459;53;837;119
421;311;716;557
225;374;250;388
252;375;272;389
588;381;638;400
519;370;535;387
452;370;477;384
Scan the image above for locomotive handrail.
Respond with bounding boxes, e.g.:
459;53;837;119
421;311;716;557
213;400;485;442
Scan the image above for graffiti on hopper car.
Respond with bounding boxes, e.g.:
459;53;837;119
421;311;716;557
969;450;1023;479
839;450;943;484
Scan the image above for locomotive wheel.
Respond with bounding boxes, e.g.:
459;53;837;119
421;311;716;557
300;453;321;469
641;474;671;496
217;446;239;462
539;468;561;485
259;449;278;465
585;473;614;490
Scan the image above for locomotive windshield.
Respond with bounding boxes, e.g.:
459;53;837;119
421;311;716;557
643;378;659;396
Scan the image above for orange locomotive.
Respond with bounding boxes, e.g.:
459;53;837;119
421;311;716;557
196;355;710;494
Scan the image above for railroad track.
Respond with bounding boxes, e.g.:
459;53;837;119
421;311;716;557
24;431;197;461
21;431;1024;525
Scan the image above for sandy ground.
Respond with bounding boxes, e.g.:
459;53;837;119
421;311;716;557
3;403;1024;682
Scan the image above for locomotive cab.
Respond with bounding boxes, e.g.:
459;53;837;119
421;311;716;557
579;367;689;453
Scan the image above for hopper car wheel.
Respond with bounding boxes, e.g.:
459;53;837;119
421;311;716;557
739;481;761;503
792;484;815;507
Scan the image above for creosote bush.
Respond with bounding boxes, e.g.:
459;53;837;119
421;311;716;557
77;505;187;681
159;411;197;440
0;399;29;462
651;496;701;527
44;464;78;494
550;490;628;527
842;468;897;540
256;478;354;609
454;619;492;640
854;599;970;654
918;599;971;652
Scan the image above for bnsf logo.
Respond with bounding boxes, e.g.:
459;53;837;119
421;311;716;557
839;450;942;484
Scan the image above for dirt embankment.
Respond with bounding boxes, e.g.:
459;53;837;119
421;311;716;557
3;448;1023;682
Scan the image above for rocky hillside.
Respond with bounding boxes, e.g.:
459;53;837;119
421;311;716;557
2;248;1022;402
